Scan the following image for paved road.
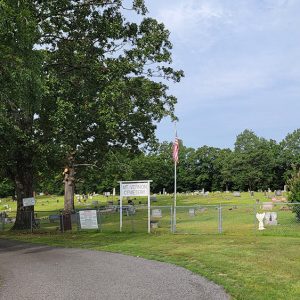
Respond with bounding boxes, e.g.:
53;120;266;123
0;239;230;300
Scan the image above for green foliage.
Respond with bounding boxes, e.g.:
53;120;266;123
288;169;300;220
39;0;183;171
232;130;278;190
0;178;14;198
0;1;183;222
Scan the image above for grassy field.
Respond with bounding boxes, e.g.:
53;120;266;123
1;192;300;300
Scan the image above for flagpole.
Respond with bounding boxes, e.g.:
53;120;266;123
173;122;177;233
174;155;177;232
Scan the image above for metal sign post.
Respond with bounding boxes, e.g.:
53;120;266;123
119;180;152;233
147;181;151;234
120;192;123;232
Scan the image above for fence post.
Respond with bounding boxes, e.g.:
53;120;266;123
0;214;4;231
173;206;177;233
61;212;64;233
218;204;222;234
170;206;173;233
77;211;80;231
30;211;33;233
98;210;102;232
254;203;257;235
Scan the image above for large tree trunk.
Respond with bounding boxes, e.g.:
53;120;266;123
63;166;75;212
62;157;76;231
12;167;34;230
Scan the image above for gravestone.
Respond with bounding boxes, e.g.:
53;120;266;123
188;208;195;216
233;191;241;197
150;195;157;202
256;213;266;230
151;209;162;218
275;190;282;196
92;200;99;206
262;202;273;210
150;220;158;229
264;212;277;225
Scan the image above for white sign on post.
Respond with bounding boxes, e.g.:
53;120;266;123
121;182;149;197
79;210;98;229
23;197;35;207
119;180;152;234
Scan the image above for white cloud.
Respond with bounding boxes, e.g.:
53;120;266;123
147;0;300;147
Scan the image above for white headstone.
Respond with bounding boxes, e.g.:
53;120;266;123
151;209;162;218
256;213;266;230
262;202;273;210
188;208;195;216
264;212;277;225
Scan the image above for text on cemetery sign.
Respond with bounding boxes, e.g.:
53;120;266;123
121;182;149;197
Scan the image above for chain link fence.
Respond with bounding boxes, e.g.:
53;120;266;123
174;203;300;236
0;203;299;236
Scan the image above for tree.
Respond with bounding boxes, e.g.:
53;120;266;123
287;168;300;221
0;1;45;229
215;148;233;191
280;129;300;180
39;0;183;215
232;130;277;191
1;1;183;228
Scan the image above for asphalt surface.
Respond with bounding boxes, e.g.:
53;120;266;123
0;239;230;300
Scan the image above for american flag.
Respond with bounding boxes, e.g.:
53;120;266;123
172;136;179;164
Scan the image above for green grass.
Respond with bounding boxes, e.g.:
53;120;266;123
1;231;299;300
1;192;299;300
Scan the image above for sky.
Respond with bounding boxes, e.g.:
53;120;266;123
144;0;300;149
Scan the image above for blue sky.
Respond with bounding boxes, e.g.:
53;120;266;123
144;0;300;149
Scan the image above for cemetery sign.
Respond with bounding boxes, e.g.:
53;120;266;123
121;182;149;197
79;210;98;229
119;180;152;233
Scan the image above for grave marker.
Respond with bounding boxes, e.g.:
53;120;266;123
189;208;195;216
262;202;273;210
151;209;162;218
233;191;241;197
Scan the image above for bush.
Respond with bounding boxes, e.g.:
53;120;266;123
287;169;300;221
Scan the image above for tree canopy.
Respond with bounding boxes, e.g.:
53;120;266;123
0;0;183;228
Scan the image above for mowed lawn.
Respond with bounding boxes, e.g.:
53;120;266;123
1;192;300;300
